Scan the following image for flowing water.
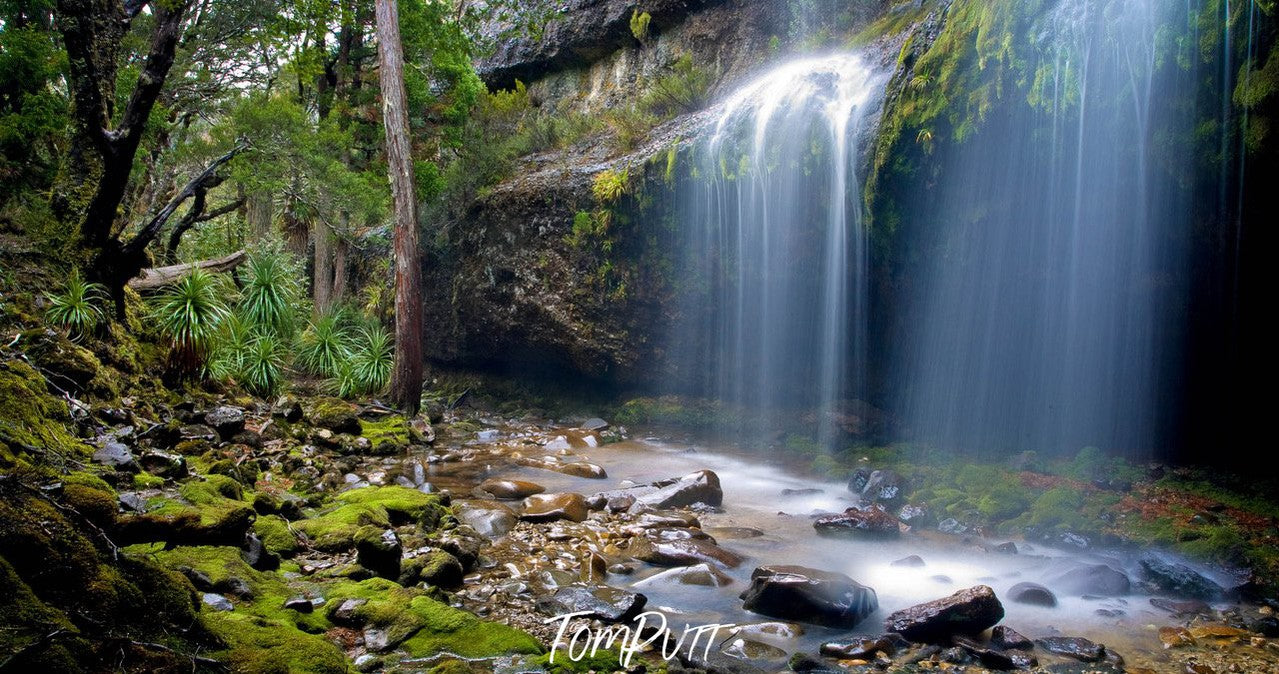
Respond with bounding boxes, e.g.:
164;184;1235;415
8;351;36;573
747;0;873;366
893;0;1205;457
670;55;885;445
478;434;1238;670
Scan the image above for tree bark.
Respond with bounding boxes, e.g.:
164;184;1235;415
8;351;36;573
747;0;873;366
376;0;423;414
332;233;349;306
313;222;333;313
248;190;273;239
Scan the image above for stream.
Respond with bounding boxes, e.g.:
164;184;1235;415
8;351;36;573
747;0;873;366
425;425;1253;671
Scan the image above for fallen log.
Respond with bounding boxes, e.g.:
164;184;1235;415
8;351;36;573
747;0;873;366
127;250;246;289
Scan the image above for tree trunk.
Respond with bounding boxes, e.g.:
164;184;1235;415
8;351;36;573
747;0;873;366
248;190;273;240
332;234;349;306
376;0;423;414
313;222;333;313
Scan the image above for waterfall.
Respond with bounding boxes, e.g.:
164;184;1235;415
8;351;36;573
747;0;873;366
894;0;1203;456
672;55;885;443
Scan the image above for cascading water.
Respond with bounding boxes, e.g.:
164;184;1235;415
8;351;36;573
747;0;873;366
893;0;1204;456
671;55;885;443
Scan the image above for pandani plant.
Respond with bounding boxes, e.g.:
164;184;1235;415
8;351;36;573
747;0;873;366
45;270;108;340
149;268;230;375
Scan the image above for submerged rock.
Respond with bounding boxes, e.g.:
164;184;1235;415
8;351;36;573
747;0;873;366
631;469;723;510
883;585;1004;643
739;565;878;628
1007;581;1057;607
1034;636;1105;662
819;636;896;659
537;585;647;622
556;462;608;479
991;625;1033;650
630;536;742;568
1138;555;1225;599
633;563;733;588
455;500;517;538
813;504;901;538
477;479;545;500
520;492;589;522
891;555;926;567
1054;563;1131;596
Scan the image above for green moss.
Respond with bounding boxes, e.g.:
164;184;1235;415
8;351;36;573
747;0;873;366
61;483;118;527
305;396;362;434
326;578;542;658
293;502;391;551
132;472;166;489
361;415;409;453
254;514;301;557
204;610;347;674
534;647;623;674
0;556;77;658
116;477;254;547
336;486;448;528
0;360;89;460
63;471;115;494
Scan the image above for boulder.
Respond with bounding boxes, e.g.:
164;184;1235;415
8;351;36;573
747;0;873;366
204;406;246;439
883;585;1004;643
399;550;464;588
538;585;647;622
581;417;609;431
1007;582;1057;607
305;397;363;435
891;555;926;568
1034;636;1105;662
1138;555;1224;600
478;479;545;500
1053;563;1131;596
813;504;901;538
202;593;234;612
521;493;589;523
630;536;742;568
847;467;872;494
93;441;137;471
272;395;303;422
740;565;878;628
862;469;905;506
897;503;933;528
631;470;722;510
137;449;187;479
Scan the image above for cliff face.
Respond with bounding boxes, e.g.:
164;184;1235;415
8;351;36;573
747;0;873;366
425;0;797;386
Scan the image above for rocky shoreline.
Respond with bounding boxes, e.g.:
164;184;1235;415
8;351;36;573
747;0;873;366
29;382;1270;673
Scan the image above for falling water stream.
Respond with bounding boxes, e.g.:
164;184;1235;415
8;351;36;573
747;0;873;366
672;55;885;444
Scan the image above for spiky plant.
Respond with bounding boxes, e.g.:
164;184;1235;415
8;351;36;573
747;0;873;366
239;248;302;337
238;331;287;396
150;268;229;374
45;270;107;339
297;309;351;377
207;312;255;380
338;324;393;397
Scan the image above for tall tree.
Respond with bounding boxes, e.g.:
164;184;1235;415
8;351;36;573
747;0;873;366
376;0;423;414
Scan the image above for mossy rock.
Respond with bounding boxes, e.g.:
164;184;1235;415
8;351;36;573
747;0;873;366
293;502;392;551
304;397;362;435
115;476;254;547
253;514;301;557
204;610;347;674
22;329;103;393
399;550;464;588
0;359;89;461
326;578;542;658
0;555;78;663
361;416;410;454
336;486;449;528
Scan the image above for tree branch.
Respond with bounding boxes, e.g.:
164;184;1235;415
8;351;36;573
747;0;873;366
122;145;244;260
129;251;247;290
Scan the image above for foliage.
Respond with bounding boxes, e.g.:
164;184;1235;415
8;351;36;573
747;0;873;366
296;309;353;377
630;10;652;43
238;246;303;338
335;323;394;398
592;168;630;204
149;268;230;373
640;53;716;117
44;271;107;340
0;15;68;202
